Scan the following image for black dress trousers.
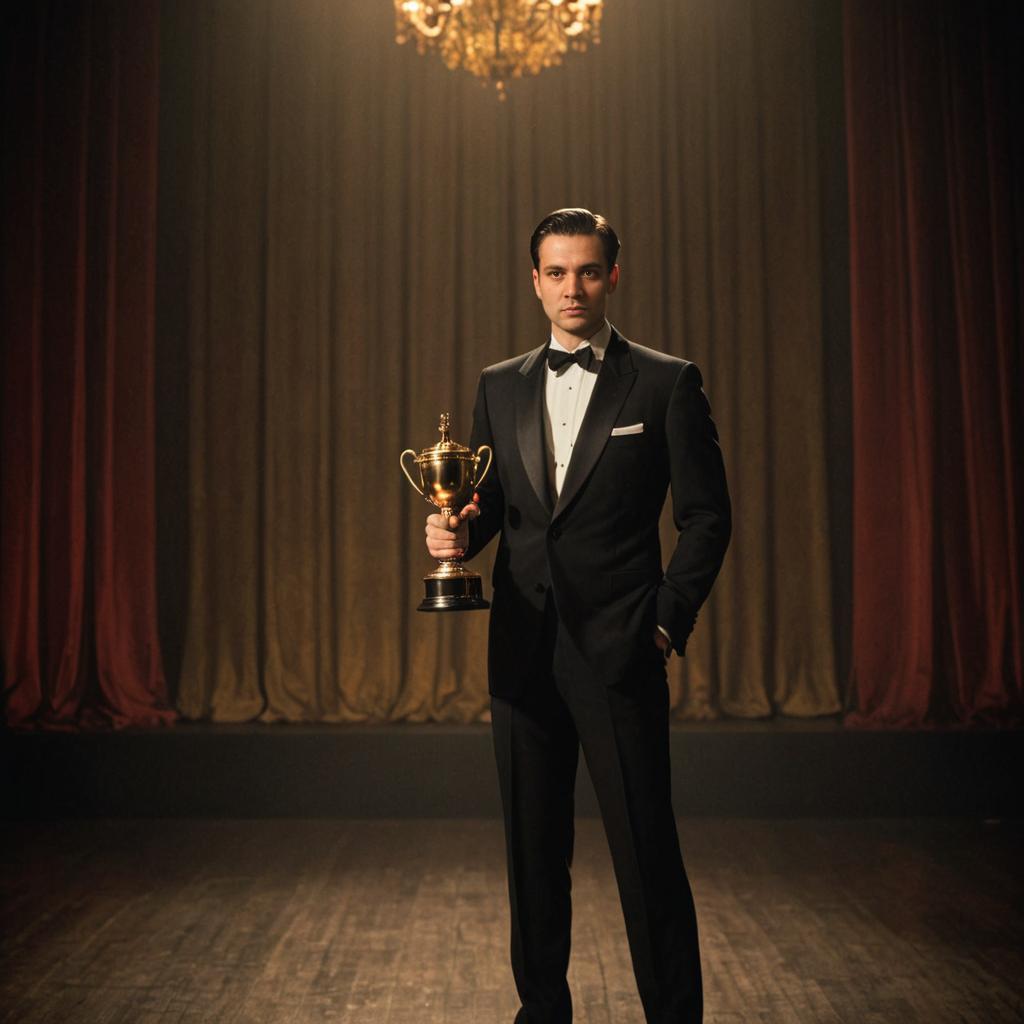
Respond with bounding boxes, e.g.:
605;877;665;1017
490;595;703;1024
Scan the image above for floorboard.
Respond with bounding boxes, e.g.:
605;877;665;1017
1;819;1021;1023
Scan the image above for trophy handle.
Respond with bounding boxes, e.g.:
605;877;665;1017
399;449;425;498
474;444;493;490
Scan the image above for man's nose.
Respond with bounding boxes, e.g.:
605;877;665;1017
564;274;583;295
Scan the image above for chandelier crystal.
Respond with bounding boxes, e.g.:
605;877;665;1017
394;0;604;98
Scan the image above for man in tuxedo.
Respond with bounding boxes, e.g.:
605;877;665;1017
425;208;731;1023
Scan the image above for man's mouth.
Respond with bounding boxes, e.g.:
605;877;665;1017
563;307;586;315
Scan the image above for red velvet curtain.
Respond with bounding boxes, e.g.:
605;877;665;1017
1;1;175;729
845;0;1023;726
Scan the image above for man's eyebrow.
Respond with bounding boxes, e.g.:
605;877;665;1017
542;261;603;271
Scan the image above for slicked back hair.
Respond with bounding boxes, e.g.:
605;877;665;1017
529;208;620;273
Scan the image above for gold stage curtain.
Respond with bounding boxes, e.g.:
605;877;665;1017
163;0;840;722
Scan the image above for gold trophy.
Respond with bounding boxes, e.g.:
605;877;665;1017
400;413;493;611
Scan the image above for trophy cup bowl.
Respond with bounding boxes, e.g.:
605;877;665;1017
400;413;493;612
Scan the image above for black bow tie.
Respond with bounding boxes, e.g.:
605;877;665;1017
547;346;597;374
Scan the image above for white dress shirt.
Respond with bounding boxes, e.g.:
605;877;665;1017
543;320;611;499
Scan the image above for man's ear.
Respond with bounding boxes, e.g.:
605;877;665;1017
532;268;542;300
608;264;620;293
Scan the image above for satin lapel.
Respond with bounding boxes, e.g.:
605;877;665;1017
552;331;637;521
515;342;552;516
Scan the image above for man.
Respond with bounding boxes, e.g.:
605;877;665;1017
425;209;731;1023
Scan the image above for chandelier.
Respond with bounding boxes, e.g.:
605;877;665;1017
394;0;604;99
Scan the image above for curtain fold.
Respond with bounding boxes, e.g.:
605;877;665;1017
845;0;1023;726
164;0;841;723
1;1;175;729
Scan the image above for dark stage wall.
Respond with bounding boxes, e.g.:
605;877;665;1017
4;722;1021;820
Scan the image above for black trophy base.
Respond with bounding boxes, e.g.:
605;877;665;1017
417;572;490;612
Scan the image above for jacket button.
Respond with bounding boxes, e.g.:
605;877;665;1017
534;582;546;594
550;526;562;540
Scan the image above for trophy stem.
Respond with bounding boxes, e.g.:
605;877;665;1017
441;505;462;567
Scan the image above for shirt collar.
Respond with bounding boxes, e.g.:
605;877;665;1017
547;320;612;361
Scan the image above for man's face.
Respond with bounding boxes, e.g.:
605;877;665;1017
532;233;619;348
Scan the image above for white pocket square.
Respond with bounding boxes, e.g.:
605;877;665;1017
610;422;644;436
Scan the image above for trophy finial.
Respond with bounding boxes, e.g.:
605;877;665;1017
439;412;451;444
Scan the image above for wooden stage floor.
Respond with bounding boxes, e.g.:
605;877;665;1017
1;818;1021;1023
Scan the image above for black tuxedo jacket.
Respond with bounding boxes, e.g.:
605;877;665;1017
466;328;731;699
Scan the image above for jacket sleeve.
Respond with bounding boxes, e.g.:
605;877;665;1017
465;371;505;562
656;361;732;654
